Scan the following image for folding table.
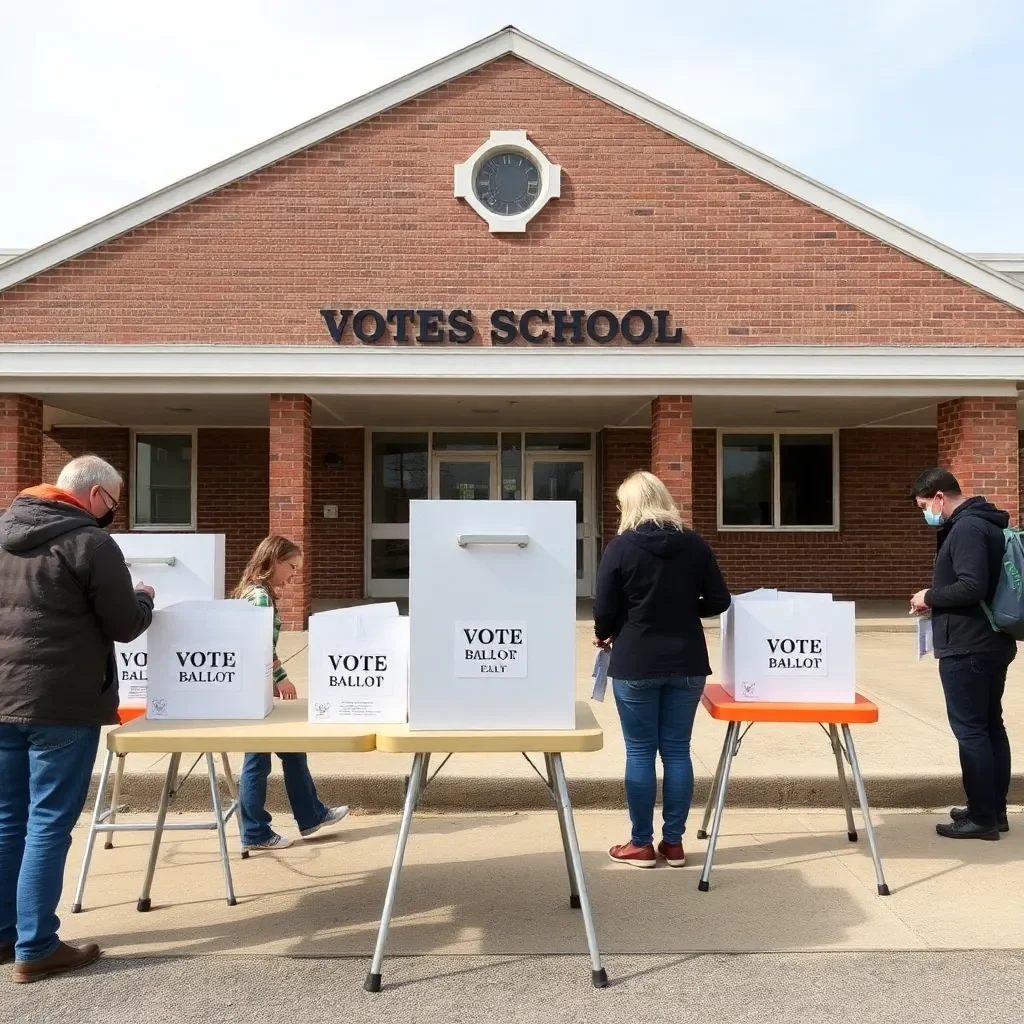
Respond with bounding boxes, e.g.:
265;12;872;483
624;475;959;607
367;700;608;993
72;700;375;913
696;684;889;896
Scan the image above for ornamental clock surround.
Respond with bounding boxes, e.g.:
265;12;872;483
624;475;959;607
454;129;561;233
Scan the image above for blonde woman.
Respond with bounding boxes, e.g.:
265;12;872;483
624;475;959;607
232;536;348;852
594;471;731;868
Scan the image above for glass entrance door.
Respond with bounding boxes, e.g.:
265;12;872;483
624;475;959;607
432;454;499;501
525;456;594;597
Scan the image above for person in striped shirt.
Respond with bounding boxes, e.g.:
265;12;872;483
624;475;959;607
232;535;348;852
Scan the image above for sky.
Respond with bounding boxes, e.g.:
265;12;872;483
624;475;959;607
2;0;1022;254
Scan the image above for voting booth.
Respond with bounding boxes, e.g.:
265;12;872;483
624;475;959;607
111;534;226;709
145;600;274;720
408;500;576;730
720;589;856;704
308;603;410;724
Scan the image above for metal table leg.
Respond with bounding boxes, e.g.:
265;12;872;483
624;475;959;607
104;754;127;850
697;728;731;840
364;752;427;993
550;753;607;989
545;752;581;910
71;748;114;914
137;753;180;912
698;721;740;893
206;753;237;906
219;753;245;856
841;724;890;896
829;724;858;842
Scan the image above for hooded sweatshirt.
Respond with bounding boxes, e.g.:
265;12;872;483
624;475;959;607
594;522;731;680
0;487;154;726
925;495;1018;661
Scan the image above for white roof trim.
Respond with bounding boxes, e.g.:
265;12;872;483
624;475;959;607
4;344;1024;399
2;26;1024;313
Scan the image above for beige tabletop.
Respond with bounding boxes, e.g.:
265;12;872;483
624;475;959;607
107;699;376;754
374;701;604;754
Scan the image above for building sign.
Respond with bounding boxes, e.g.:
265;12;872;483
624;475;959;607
319;307;683;345
455;621;528;677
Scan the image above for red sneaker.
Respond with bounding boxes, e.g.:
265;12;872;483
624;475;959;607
657;840;686;867
608;842;657;867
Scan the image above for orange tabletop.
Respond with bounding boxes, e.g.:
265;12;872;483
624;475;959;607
117;706;146;725
701;683;879;725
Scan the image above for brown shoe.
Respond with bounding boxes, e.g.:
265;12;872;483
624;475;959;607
0;943;13;965
657;840;686;867
12;942;101;984
608;841;657;867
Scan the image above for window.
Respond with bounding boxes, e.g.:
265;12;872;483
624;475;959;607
719;432;837;530
133;432;195;529
371;432;428;524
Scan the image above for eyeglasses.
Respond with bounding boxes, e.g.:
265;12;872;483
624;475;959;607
99;486;120;513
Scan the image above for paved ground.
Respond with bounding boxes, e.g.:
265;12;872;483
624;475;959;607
57;809;1024;955
90;621;1024;811
5;952;1024;1024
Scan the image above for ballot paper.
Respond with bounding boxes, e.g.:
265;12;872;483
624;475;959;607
916;615;934;660
591;648;611;702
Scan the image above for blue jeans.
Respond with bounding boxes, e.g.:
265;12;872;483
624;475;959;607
0;723;101;962
612;676;706;846
938;653;1012;827
239;753;329;845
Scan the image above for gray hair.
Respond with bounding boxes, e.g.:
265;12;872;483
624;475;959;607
56;455;123;497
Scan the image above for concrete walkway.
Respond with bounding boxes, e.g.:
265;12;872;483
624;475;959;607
60;809;1024;958
90;621;1024;812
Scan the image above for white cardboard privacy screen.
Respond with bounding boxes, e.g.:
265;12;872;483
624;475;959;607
111;534;225;709
721;590;856;704
307;603;409;724
146;599;273;720
408;500;576;730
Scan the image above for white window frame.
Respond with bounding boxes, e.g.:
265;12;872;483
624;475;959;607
716;428;840;532
130;428;198;532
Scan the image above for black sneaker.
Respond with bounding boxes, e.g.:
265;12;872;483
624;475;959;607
936;818;1000;841
950;806;1009;833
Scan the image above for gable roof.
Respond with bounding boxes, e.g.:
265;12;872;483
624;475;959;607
3;25;1024;313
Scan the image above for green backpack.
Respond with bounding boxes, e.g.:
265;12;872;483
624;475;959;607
981;527;1024;641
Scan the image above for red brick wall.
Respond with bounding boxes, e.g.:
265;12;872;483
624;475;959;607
691;428;938;598
604;425;939;598
937;398;1019;524
269;396;312;628
2;57;1022;347
196;428;269;591
651;396;693;522
0;395;43;509
601;428;652;542
312;428;365;601
42;427;130;530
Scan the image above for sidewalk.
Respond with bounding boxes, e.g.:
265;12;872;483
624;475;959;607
87;616;1024;812
59;808;1024;957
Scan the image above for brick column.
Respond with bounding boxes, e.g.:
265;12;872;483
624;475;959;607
269;395;312;629
650;396;693;523
0;395;43;510
937;397;1019;523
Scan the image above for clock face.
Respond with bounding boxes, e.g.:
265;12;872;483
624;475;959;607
473;151;541;216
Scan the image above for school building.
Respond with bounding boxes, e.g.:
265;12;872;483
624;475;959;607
2;26;1024;628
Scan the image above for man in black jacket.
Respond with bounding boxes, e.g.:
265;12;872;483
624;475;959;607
0;455;155;982
910;467;1016;841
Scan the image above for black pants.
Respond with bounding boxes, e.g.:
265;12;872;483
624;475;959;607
938;653;1012;827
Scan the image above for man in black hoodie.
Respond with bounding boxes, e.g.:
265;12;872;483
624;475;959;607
0;455;154;982
910;468;1016;841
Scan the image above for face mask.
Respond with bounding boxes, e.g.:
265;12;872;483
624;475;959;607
94;508;115;529
922;502;944;528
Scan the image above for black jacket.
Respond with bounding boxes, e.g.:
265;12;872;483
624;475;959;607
594;522;731;680
0;489;154;726
925;496;1017;662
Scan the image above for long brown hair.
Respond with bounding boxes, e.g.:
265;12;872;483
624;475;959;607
231;535;301;605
